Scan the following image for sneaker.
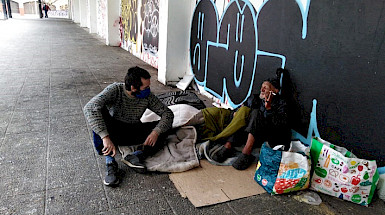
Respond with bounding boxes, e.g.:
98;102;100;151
122;151;147;174
232;153;256;170
211;145;233;163
104;161;120;186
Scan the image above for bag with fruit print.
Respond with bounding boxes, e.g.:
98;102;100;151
254;141;311;195
310;137;380;206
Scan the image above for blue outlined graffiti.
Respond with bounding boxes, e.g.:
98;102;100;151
292;99;320;146
190;0;311;108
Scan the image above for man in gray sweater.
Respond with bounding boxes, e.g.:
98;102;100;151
84;66;174;186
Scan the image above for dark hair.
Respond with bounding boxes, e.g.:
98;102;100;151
124;66;151;91
265;78;280;90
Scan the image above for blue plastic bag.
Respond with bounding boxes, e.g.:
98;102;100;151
255;141;311;194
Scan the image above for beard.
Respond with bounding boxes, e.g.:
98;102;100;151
259;92;265;100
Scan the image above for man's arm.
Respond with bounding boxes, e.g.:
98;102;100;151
84;84;119;155
143;94;173;146
83;83;118;139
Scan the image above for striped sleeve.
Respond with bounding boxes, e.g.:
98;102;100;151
83;83;118;138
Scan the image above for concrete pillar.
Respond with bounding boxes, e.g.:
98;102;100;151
72;0;80;23
19;3;24;16
158;0;195;85
79;0;87;27
86;0;90;28
68;0;72;20
1;0;7;19
88;0;97;33
34;1;38;15
6;0;12;18
68;0;72;19
157;0;168;85
106;0;120;46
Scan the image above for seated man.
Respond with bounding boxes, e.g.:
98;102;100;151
187;69;293;170
215;75;291;170
83;66;173;186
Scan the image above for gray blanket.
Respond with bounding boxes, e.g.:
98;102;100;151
118;126;199;172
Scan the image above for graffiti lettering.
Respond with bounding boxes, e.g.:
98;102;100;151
142;0;159;55
122;0;138;43
292;99;320;146
190;0;311;107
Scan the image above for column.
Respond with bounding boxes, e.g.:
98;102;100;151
72;0;80;23
79;0;87;27
158;0;195;85
88;0;97;33
106;0;120;46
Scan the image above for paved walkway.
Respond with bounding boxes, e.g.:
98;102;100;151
0;18;384;215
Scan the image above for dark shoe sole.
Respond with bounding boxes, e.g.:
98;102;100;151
121;159;147;174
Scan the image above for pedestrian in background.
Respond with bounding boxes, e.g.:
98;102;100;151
42;3;50;18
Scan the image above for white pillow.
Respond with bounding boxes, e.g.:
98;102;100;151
141;104;200;128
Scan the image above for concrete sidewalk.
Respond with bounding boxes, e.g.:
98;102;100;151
0;18;383;215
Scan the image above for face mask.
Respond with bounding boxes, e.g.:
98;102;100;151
135;88;151;99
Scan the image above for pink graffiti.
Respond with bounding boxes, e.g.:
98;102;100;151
141;52;158;68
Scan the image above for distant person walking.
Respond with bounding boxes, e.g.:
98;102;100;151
42;3;50;18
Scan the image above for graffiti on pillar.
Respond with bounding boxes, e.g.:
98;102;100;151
120;0;159;68
121;0;139;44
141;0;159;55
97;0;107;39
190;0;311;108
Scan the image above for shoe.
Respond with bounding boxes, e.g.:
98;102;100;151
211;145;233;163
232;153;256;170
122;151;147;174
104;161;120;186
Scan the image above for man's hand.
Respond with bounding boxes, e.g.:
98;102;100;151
144;130;159;147
264;91;274;110
102;136;116;157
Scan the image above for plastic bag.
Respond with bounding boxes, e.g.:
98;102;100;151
310;137;379;206
293;191;322;205
255;141;311;195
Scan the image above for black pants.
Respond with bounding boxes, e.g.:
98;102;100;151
244;109;291;149
93;109;170;158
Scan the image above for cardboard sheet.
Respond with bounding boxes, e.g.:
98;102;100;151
169;160;266;207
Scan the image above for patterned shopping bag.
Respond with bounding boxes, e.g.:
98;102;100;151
255;141;311;195
310;137;379;206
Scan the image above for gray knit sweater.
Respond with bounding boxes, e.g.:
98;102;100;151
83;83;174;139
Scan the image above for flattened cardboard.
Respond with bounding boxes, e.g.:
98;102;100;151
169;160;266;207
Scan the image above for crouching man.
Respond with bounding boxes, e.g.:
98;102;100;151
83;66;173;186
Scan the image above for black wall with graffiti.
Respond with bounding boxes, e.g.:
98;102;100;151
190;0;385;165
